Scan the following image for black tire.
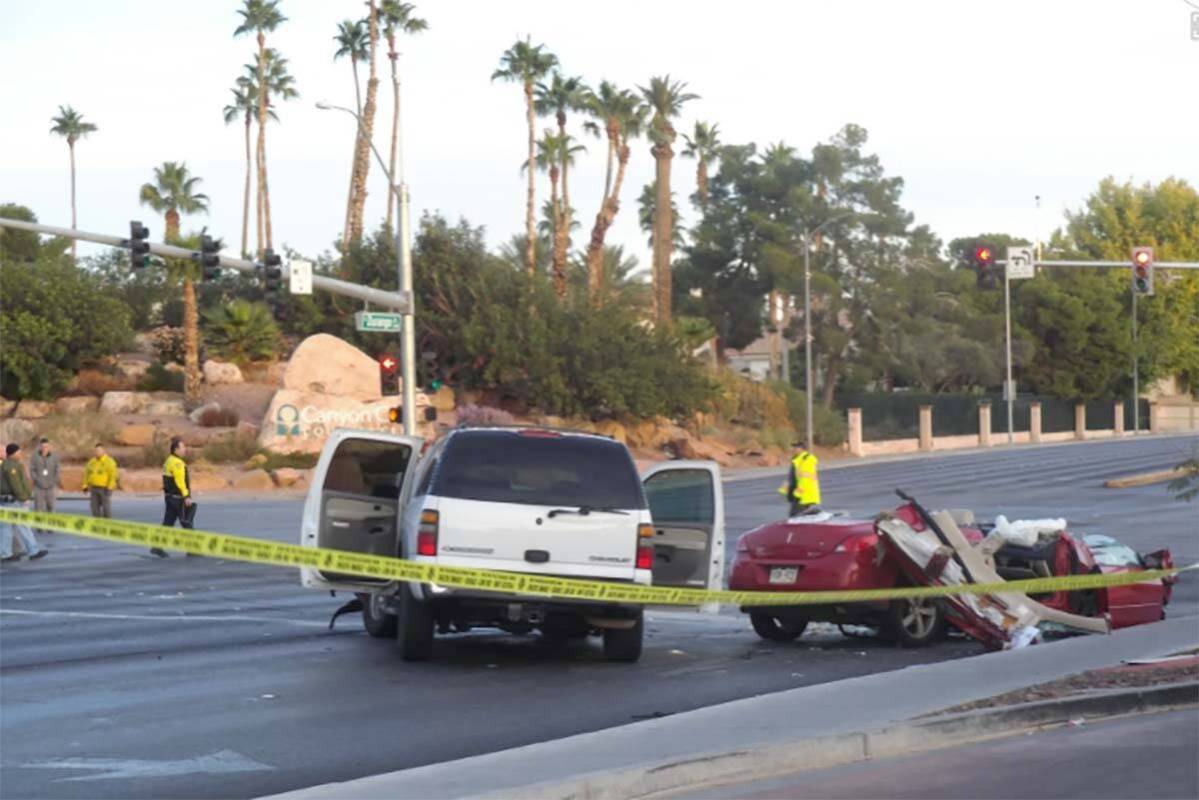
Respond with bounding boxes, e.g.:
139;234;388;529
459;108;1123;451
750;612;807;642
396;589;435;662
884;595;946;647
360;593;398;639
602;612;644;663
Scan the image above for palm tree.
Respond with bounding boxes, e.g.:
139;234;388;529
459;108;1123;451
248;48;297;253
48;105;98;260
581;84;645;304
139;162;209;401
637;182;684;251
681;121;721;208
535;73;588;271
525;130;585;298
380;1;428;232
347;0;382;243
333;18;369;248
569;244;650;310
639;75;698;322
492;37;559;277
223;78;273;258
234;0;286;258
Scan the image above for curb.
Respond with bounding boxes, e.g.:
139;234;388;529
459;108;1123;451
483;682;1199;800
1104;468;1184;489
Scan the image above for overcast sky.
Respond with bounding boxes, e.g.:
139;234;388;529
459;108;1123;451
4;0;1197;271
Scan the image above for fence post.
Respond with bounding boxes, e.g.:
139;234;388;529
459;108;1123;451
1029;402;1042;443
1114;401;1124;436
978;402;993;448
1149;402;1161;434
1074;403;1086;440
918;405;933;451
848;407;863;457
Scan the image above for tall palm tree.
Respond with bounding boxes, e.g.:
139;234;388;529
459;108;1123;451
535;73;588;270
380;1;427;232
582;84;645;304
248;48;297;253
139;162;209;401
223;79;273;258
526;130;585;298
234;0;286;258
333;18;369;248
48;105;98;260
347;0;382;243
639;75;698;322
491;37;558;277
637;182;684;251
681;121;721;208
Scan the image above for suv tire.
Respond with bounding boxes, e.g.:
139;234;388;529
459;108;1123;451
749;612;807;642
397;589;435;661
602;612;644;663
361;593;398;638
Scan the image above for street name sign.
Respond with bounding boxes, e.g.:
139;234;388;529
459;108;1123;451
355;311;403;333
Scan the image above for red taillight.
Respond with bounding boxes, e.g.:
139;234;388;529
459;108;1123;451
636;523;654;570
417;510;439;556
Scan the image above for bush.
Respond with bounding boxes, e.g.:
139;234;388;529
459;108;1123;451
141;431;172;468
35;413;120;459
198;407;240;428
711;372;794;430
455;404;515;427
202;431;260;463
768;381;848;447
259;451;319;471
202;300;281;366
137;363;185;393
74;368;130;397
146;326;186;365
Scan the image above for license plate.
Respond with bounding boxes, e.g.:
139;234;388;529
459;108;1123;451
769;567;798;584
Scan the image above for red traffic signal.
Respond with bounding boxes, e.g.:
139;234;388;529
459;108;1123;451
1131;246;1154;295
974;245;994;265
378;354;398;374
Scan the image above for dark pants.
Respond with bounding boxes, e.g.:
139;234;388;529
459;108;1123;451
89;488;112;518
790;501;814;517
163;496;194;529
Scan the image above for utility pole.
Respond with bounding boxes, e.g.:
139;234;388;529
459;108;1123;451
1004;264;1014;445
1132;289;1139;435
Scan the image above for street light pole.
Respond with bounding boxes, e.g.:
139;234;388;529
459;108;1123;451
317;101;417;436
801;214;850;451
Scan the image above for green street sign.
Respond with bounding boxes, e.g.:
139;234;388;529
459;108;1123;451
355;311;402;333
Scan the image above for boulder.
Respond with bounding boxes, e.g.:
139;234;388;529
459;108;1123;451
237;421;262;440
243;453;269;471
668;436;698;460
181;428;222;448
100;391;144;415
594;419;628;443
119;469;162;493
232;469;275;492
257;388;431;454
164;362;185;374
115;424;159;447
271;467;307;488
689;438;734;467
55;396;101;415
0;419;37;447
283;334;382;399
59;465;85;492
143;398;186;417
430;385;456;413
114;354;153;381
0;397;15;417
203;359;244;386
14;401;54;419
189;402;222;424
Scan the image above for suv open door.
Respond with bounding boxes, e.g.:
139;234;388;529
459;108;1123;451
300;429;424;593
641;461;725;610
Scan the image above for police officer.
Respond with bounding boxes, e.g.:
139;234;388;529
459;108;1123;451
779;441;821;517
152;437;194;558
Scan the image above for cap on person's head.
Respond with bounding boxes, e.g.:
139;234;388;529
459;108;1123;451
5;443;19;457
95;442;105;449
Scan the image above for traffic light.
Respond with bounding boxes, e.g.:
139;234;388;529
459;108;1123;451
378;353;399;374
261;249;286;320
387;406;402;425
973;243;997;289
378;353;399;395
200;235;221;281
129;220;150;269
1131;246;1154;296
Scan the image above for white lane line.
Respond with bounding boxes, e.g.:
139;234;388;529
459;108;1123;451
19;749;275;781
0;608;327;628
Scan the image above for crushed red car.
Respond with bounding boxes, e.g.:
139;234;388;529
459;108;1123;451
729;490;1174;648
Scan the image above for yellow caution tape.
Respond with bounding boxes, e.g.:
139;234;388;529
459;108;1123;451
0;508;1189;607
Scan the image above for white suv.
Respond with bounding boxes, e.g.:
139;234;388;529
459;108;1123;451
300;426;724;662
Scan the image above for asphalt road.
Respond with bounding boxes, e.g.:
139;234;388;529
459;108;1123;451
704;708;1199;799
1;434;1195;799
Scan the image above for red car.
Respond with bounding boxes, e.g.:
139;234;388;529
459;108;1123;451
729;494;1174;647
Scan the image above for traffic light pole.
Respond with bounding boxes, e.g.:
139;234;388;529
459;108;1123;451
1132;289;1139;435
1003;268;1014;445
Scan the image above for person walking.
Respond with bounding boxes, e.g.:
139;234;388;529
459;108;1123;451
778;441;821;517
1;443;48;563
153;437;194;558
30;437;61;533
82;443;119;518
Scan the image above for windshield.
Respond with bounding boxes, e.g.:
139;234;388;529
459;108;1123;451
1084;534;1143;568
433;431;646;509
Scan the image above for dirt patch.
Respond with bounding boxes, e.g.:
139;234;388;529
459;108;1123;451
202;383;276;426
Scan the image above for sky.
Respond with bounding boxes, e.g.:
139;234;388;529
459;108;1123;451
3;0;1198;272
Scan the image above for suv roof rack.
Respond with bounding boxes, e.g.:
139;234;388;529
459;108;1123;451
453;423;611;439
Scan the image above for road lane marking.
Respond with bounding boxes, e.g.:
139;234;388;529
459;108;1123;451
0;609;327;627
19;749;274;781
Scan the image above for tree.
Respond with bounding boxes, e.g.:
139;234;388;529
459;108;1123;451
568;244;650;310
535;72;589;290
526;128;585;297
581;82;645;304
492;37;559;277
202;299;281;365
234;0;287;257
139;162;209;401
639;76;698;321
637;181;684;250
223;78;272;258
48;105;98;260
346;0;382;244
333;18;369;248
681;121;720;208
380;1;427;232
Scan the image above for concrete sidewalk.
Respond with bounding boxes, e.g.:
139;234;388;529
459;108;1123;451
265;617;1199;800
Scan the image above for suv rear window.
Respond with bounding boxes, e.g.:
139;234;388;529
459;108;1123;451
433;431;645;509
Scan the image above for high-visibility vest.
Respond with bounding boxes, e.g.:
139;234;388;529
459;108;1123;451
779;450;820;505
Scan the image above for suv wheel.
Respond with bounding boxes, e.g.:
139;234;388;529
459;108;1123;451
361;593;398;638
885;595;945;647
602;612;643;663
749;612;807;642
397;589;434;661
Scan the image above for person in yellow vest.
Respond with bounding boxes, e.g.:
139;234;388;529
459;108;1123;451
778;442;821;517
152;437;194;558
82;443;119;518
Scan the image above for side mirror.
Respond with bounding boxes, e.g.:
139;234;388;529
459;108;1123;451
423;406;438;423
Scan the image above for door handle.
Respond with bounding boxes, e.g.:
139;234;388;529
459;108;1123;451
330;521;351;529
369;526;385;535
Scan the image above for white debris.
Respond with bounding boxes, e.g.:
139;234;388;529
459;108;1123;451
1008;626;1042;649
989;515;1067;548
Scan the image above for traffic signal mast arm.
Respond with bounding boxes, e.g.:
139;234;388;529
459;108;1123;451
0;217;412;313
995;258;1199;269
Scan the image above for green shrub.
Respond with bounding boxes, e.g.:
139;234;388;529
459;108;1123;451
137;363;185;392
202;431;260;464
35;413;120;460
203;300;280;366
259;451;319;471
768;381;847;447
141;431;172;468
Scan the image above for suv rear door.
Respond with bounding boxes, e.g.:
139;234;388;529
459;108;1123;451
641;461;725;605
300;429;424;592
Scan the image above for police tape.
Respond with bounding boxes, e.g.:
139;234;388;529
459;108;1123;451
0;507;1191;608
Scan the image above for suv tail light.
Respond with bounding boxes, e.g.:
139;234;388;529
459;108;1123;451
417;510;439;556
636;523;655;570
